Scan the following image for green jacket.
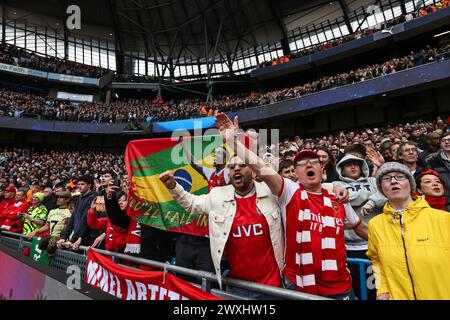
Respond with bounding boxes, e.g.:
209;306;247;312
22;204;48;235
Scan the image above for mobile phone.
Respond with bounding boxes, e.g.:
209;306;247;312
95;196;106;212
113;179;121;187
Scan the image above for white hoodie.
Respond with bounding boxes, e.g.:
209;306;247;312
334;154;387;251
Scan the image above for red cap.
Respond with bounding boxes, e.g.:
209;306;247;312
293;150;319;166
416;169;445;187
5;185;16;193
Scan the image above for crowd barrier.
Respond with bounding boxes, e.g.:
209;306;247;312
347;258;372;301
0;230;331;300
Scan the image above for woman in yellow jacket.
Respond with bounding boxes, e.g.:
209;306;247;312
367;162;450;300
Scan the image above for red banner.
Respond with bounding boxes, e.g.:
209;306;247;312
85;250;221;300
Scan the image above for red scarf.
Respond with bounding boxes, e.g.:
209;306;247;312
295;186;338;294
124;219;141;254
425;195;447;211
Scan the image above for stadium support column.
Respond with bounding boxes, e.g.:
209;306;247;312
204;16;212;104
338;0;354;34
205;14;224;104
267;0;290;56
2;4;5;44
399;0;407;15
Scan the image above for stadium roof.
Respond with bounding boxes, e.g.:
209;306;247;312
5;0;337;61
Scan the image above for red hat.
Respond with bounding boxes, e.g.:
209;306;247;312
293;150;319;166
415;169;445;188
5;185;16;193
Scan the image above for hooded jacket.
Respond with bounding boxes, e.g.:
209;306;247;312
334;154;387;250
367;197;450;300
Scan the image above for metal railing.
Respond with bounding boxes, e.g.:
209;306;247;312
0;230;330;300
347;258;372;301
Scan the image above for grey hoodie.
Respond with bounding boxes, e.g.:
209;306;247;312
334;154;387;251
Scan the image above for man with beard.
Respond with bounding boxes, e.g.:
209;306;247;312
160;155;283;299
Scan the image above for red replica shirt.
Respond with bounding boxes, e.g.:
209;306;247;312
0;199;16;227
87;209;128;252
1;200;30;232
225;191;281;287
202;168;230;191
278;178;360;296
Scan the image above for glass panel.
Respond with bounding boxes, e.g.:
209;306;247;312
83;41;92;65
91;46;100;67
100;48;108;68
15;27;25;48
46;36;56;57
36;35;46;55
75;43;83;63
405;1;415;12
148;62;155;76
26;29;36;51
199;64;207;74
68;42;76;61
56;38;65;59
108;51;116;70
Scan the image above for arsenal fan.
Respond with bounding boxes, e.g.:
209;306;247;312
215;113;368;300
0;186;19;229
179;136;230;190
160;155;283;300
1;190;30;233
172;136;228;283
87;189;129;252
27;191;72;239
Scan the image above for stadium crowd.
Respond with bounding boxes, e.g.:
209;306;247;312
1;42;449;123
0;43;109;78
257;0;450;69
0;115;449;299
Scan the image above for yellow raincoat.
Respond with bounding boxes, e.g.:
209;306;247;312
367;196;450;300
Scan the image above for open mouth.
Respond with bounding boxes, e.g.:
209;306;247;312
433;187;442;193
306;170;315;177
234;173;244;184
391;186;401;192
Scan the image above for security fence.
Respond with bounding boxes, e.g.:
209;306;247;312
0;230;332;300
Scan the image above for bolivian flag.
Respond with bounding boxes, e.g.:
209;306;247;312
125;135;223;236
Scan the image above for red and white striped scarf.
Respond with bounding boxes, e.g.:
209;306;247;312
124;219;141;254
295;186;338;294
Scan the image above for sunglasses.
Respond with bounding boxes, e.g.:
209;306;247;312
228;163;247;169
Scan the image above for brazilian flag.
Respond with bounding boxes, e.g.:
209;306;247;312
125;135;223;236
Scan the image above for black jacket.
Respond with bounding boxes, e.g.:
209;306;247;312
60;190;97;245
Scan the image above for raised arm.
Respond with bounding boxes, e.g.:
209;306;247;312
178;136;204;176
215;113;283;196
160;171;210;215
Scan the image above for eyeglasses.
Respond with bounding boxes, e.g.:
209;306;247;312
296;158;320;167
441;138;450;144
228;163;247;169
381;174;408;183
